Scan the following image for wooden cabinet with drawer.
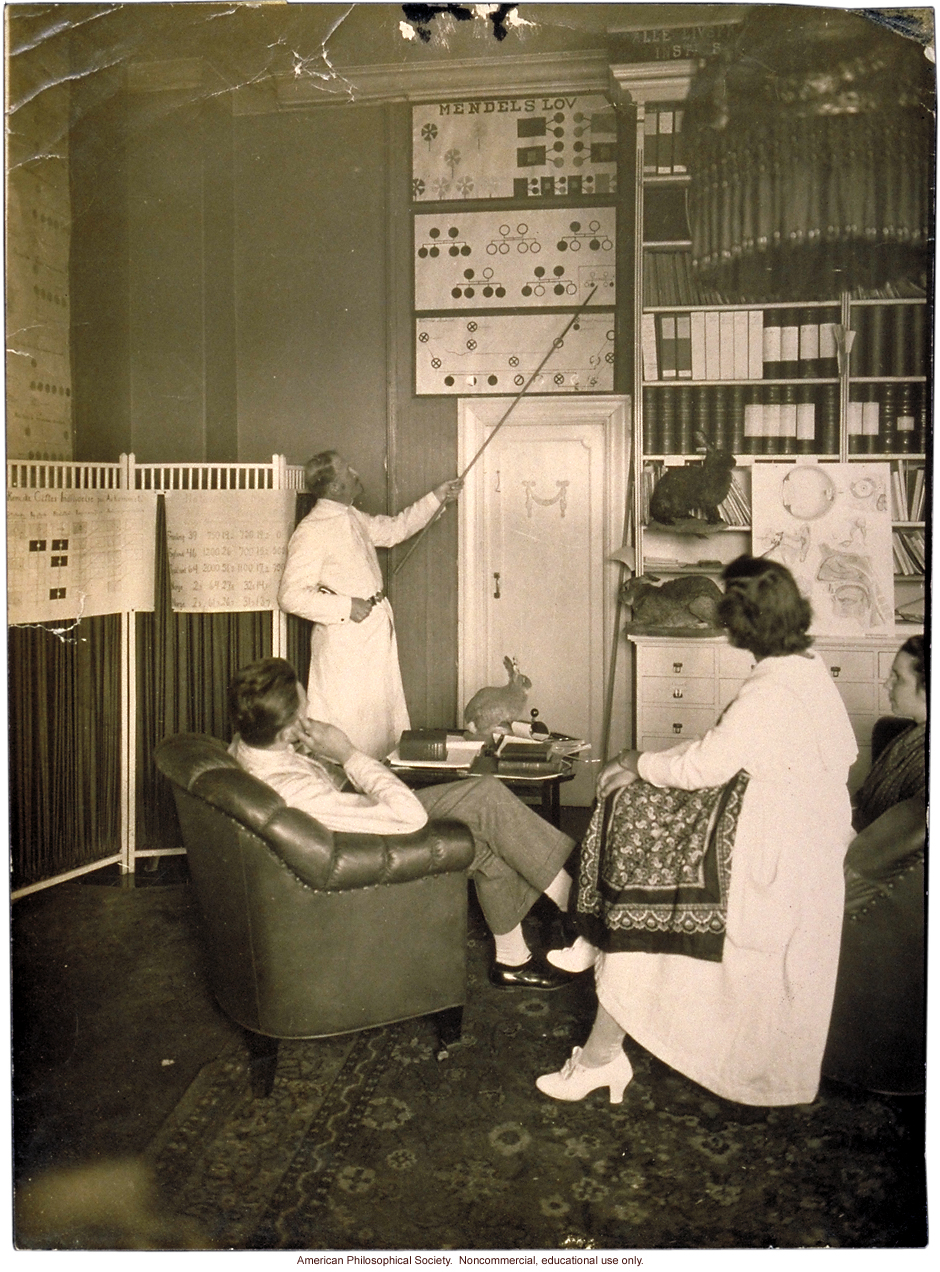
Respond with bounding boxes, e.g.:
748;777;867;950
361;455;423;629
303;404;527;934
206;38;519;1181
630;633;916;792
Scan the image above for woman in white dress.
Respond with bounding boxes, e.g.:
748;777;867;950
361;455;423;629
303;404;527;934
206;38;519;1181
537;555;857;1107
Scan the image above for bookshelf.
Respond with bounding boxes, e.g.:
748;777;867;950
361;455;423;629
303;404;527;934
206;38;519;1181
609;62;928;592
609;62;926;784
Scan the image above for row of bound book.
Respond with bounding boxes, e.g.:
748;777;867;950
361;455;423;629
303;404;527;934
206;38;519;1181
642;383;929;456
849;303;928;378
846;383;930;454
642;309;841;382
642;103;686;176
642;384;839;456
893;530;926;576
890;465;926;522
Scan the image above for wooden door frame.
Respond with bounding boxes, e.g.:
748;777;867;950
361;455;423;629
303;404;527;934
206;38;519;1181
457;394;632;755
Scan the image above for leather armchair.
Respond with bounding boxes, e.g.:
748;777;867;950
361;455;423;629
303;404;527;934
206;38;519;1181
155;734;475;1096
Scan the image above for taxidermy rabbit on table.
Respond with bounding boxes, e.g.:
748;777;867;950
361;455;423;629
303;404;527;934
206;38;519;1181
464;656;532;738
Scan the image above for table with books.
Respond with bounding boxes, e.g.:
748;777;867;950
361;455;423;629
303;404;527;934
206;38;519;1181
387;730;580;828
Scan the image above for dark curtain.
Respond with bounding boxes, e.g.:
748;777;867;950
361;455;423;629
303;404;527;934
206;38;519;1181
136;497;275;849
685;9;935;302
8;614;122;890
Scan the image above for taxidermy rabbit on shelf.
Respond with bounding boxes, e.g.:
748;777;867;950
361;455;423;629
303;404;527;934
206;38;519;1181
649;434;737;527
621;574;724;630
464;656;531;738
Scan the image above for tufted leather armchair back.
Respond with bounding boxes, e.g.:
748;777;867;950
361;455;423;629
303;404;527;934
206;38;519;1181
155;734;475;1041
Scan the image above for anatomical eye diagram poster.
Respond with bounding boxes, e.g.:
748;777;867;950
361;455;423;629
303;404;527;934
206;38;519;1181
751;462;894;636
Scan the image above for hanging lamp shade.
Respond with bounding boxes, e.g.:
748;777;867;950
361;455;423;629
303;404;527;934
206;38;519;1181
684;9;935;302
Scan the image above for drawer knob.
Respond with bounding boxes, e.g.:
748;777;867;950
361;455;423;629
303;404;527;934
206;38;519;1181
831;666;841;679
672;689;684;699
672;722;683;734
673;661;683;674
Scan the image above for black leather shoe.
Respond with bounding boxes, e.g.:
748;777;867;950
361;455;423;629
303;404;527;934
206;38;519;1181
488;955;577;991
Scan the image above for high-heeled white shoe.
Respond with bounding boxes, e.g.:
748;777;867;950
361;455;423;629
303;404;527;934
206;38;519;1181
546;936;599;973
536;1045;634;1104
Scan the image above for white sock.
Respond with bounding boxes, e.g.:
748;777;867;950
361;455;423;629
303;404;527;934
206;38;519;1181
493;924;531;967
543;867;572;911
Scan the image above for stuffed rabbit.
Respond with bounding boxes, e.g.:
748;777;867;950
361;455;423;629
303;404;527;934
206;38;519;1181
621;573;723;629
649;435;737;526
464;656;532;738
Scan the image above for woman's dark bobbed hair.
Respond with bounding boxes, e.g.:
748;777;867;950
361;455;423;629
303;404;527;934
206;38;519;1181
718;555;813;658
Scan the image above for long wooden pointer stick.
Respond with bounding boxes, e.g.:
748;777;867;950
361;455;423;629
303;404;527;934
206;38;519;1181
392;286;599;577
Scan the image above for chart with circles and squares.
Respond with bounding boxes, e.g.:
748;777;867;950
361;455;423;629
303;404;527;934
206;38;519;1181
415;313;615;396
412;94;618;202
414;208;615;311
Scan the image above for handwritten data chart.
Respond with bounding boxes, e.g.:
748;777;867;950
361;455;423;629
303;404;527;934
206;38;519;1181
164;490;296;613
7;489;157;624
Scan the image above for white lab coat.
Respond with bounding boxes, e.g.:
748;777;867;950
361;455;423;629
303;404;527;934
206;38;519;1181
596;651;858;1106
277;493;440;758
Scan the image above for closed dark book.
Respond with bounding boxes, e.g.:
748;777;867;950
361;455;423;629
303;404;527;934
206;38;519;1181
676;385;695;454
762;383;782;455
643;386;660;453
819;384;840;454
880;383;898;454
497;758;564;778
398;729;448;761
659;388;677;455
762;310;783;379
710;384;730;451
743;384;762;455
890;304;910;377
915;381;929;454
796;383;817;453
798;312;820;379
780;382;798;454
693;386;711;448
867;305;887;378
847;390;864;455
729;384;746;452
497;740;553;762
895;382;916;453
911;304;927;377
779;308;800;380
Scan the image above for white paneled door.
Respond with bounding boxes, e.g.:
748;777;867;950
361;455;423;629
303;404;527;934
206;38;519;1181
458;396;631;804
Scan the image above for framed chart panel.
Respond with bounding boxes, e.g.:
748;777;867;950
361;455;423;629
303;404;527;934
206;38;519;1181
416;312;615;396
412;94;617;202
415;208;615;311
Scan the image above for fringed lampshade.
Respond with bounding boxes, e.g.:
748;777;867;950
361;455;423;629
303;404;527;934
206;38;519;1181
685;8;935;303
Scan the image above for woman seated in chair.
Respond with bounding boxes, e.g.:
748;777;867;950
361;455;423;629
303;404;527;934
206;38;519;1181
536;555;857;1108
822;634;927;1095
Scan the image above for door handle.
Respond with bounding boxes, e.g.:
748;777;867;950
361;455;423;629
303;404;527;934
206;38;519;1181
493;572;501;599
672;689;684;699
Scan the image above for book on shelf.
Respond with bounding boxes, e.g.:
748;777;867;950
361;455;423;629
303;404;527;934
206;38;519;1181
641;313;659;380
819;383;840;453
779;309;800;378
704;310;721;380
657;107;675;174
895;382;917;453
675;314;693;378
893;529;926;576
798;316;820;378
659;314;678;379
796;386;816;452
818;320;839;377
690;311;707;380
718;311;735;380
676;386;695;454
672;107;687;173
643;108;658;176
748;309;764;379
732;310;750;380
716;469;750;526
762;314;782;379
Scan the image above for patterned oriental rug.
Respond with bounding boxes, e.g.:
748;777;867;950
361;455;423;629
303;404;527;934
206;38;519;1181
145;923;926;1251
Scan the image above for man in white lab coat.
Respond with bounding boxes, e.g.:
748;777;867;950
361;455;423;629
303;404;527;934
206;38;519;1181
278;451;462;759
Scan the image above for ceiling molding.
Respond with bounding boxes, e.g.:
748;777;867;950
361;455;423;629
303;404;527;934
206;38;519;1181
233;50;615;115
608;61;695;107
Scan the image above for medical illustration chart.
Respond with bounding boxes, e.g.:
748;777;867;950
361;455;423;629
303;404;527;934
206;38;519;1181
164;490;297;613
416;311;615;395
414;208;616;311
412;95;617;201
751;463;894;636
6;488;157;624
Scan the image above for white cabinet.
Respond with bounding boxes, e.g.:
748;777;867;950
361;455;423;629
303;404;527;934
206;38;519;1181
630;633;907;793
